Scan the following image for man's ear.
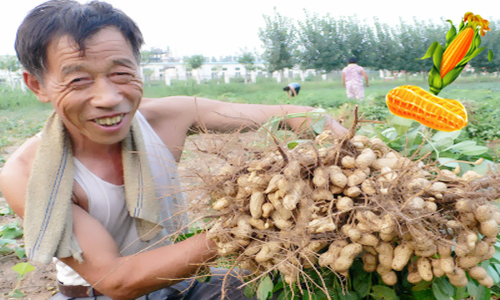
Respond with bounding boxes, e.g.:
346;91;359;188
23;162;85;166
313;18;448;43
23;71;50;103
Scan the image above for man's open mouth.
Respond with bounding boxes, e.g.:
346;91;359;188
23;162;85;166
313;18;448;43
94;114;124;127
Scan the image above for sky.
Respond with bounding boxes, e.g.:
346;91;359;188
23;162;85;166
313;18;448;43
1;0;499;58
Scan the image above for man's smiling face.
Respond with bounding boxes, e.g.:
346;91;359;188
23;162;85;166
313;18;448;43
35;26;143;145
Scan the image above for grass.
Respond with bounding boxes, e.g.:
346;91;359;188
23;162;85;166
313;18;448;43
143;75;500;108
1;76;499;166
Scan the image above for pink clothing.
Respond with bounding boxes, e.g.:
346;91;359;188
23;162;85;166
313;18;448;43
342;64;366;100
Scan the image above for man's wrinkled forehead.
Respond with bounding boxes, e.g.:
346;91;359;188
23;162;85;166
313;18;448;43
44;28;137;73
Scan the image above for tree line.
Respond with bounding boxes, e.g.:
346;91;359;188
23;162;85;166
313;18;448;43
258;9;500;75
3;11;500;80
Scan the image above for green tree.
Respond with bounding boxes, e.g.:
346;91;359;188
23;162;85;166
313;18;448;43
259;8;297;75
238;49;256;83
186;55;205;70
0;55;21;90
341;16;374;67
297;14;375;72
370;18;400;71
140;50;154;64
186;55;205;83
238;50;256;71
297;12;344;72
394;18;447;80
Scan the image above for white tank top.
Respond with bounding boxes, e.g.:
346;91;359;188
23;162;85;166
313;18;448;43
54;111;188;286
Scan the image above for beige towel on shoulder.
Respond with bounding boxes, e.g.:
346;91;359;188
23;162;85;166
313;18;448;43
25;112;162;264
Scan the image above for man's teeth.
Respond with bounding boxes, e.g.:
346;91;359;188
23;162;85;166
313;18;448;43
95;114;123;126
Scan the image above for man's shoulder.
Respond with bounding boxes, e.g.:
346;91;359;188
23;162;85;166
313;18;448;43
3;136;40;170
2;137;40;176
0;136;40;217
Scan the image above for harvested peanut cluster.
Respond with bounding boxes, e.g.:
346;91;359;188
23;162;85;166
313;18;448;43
194;129;500;289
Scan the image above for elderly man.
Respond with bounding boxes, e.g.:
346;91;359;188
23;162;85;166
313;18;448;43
0;1;347;299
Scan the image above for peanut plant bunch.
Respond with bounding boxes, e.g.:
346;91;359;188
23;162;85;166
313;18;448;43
192;129;500;296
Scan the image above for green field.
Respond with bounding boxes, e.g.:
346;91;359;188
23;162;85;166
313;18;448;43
1;76;499;167
0;77;499;299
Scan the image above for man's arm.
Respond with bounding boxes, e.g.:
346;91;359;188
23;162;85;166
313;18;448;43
58;205;216;299
0;141;216;300
142;96;347;139
342;73;346;88
361;69;369;87
290;86;297;97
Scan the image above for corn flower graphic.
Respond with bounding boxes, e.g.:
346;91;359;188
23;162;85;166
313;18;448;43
419;12;493;95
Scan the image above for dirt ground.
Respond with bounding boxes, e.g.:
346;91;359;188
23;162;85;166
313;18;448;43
0;132;260;299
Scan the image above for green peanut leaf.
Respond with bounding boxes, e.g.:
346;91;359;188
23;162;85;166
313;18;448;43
411;279;433;291
431;285;449;300
432;277;454;299
459;145;489;156
487;265;500;284
12;262;35;277
466;279;479;298
472;159;497;176
273;276;284;292
441;140;474;152
438;277;454;295
244;283;257;298
0;238;17;246
453;286;467;300
432;130;461;143
257;275;273;300
14;247;26;260
418;41;439;60
488;49;494;62
8;290;24;298
370;285;399;300
0;246;14;255
474;285;491;300
0;222;24;239
412;289;435;300
438;157;459;168
311;116;326;135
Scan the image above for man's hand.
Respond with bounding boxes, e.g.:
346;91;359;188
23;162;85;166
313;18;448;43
58;205;217;299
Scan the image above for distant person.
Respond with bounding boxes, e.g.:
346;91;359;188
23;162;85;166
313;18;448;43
283;82;300;98
342;57;369;100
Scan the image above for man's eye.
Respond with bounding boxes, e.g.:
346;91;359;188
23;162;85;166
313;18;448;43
115;72;132;76
70;78;91;85
112;72;134;83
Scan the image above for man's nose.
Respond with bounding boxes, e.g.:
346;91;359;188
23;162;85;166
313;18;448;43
90;77;122;108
